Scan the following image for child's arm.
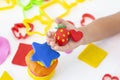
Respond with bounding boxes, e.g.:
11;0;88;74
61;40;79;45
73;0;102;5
81;12;120;44
47;12;120;51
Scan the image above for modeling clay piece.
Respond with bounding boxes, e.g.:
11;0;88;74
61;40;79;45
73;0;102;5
102;74;119;80
26;50;58;77
0;36;10;65
69;29;83;42
0;0;16;10
80;13;95;26
27;68;55;80
12;43;32;66
78;44;107;68
55;24;70;46
11;23;34;39
31;42;60;68
0;71;13;80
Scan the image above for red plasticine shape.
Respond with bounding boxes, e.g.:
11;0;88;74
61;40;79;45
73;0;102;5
69;29;83;42
12;43;32;66
11;23;34;39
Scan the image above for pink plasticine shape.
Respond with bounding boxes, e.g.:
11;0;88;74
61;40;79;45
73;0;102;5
0;36;10;64
65;50;73;54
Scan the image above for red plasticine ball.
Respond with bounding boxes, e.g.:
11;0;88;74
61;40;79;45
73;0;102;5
55;24;70;46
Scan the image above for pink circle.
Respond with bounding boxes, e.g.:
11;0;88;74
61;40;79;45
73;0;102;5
0;36;10;64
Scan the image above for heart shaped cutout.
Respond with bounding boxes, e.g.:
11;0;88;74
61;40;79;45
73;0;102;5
69;29;83;42
102;74;119;80
80;13;95;26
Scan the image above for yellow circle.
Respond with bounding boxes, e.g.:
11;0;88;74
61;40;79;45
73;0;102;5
62;39;65;42
63;34;65;37
57;36;60;40
67;32;70;35
60;29;63;32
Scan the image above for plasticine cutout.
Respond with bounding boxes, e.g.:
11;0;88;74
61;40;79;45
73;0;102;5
23;15;52;36
12;43;32;66
31;42;60;68
0;71;13;80
102;74;119;80
0;0;16;10
78;44;107;68
0;36;10;65
69;29;83;42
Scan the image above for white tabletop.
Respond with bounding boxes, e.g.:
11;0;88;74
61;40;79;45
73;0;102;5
0;0;120;80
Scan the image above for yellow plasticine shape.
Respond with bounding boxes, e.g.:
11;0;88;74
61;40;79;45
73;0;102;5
0;71;13;80
78;44;107;68
39;0;71;19
28;69;55;80
0;0;16;10
23;14;52;36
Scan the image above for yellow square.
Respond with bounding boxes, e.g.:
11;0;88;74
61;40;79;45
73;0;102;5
78;44;107;68
39;0;70;19
0;71;13;80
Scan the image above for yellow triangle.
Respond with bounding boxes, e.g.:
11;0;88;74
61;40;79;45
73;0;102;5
0;71;13;80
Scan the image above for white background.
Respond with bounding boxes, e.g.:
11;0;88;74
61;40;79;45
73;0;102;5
0;0;120;80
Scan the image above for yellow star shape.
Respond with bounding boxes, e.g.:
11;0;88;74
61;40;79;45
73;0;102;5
23;14;52;36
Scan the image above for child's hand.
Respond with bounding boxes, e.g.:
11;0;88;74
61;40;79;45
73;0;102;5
47;18;86;52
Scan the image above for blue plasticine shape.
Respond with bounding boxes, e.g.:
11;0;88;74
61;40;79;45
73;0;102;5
31;42;60;68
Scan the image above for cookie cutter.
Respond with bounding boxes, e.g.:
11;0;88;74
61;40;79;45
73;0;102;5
0;0;16;10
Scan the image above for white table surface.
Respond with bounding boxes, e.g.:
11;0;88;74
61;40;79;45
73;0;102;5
0;0;120;80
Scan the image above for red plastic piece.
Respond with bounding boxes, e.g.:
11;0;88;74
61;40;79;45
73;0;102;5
69;29;83;42
102;74;119;80
12;43;32;66
11;23;34;39
80;13;95;26
67;20;75;26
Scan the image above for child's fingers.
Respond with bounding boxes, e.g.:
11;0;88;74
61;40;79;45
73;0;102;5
47;31;55;38
46;31;55;45
55;18;76;30
55;18;70;26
